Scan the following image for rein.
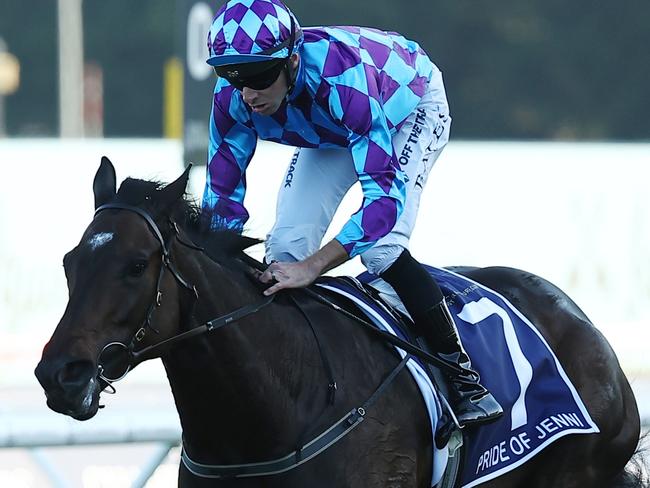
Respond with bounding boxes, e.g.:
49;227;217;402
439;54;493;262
93;203;276;383
92;202;412;480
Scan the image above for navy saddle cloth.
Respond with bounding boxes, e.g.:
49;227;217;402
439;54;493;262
314;266;599;488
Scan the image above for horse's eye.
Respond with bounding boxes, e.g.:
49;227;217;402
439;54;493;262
128;260;148;278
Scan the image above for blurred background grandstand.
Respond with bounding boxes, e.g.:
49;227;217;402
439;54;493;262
0;0;648;486
1;0;649;139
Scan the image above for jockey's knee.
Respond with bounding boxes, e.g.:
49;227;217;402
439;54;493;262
265;224;321;263
361;244;407;276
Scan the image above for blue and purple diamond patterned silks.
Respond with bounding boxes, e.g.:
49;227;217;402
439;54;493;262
203;19;435;257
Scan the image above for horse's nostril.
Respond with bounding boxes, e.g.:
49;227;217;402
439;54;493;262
55;360;95;391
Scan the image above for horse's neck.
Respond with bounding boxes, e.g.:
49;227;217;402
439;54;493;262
164;249;323;463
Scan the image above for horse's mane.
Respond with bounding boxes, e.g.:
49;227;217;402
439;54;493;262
114;177;262;266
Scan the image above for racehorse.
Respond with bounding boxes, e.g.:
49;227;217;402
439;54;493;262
35;158;644;487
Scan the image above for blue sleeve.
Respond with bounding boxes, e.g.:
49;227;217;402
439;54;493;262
326;81;406;257
202;82;257;232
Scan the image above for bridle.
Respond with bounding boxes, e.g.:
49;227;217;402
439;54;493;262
93;203;275;387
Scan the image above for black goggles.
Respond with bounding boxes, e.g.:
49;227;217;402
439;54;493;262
214;58;287;91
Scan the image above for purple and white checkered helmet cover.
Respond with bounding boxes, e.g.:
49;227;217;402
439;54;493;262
207;0;302;66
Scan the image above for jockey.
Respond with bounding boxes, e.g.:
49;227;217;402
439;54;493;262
203;0;503;428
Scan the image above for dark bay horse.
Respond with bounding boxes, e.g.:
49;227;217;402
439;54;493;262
35;158;644;487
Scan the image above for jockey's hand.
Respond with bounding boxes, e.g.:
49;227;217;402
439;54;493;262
259;260;320;295
258;239;350;296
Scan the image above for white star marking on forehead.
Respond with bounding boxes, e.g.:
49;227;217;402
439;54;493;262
88;232;114;251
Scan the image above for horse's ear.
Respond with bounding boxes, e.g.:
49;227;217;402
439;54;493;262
158;164;192;210
93;156;117;209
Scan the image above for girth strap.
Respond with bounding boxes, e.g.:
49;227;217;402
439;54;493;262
181;354;410;479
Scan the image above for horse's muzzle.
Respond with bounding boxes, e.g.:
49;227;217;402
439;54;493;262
35;357;101;420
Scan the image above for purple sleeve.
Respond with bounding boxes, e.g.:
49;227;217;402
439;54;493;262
325;80;407;257
202;83;257;232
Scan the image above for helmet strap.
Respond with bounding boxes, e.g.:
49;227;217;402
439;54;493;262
283;15;299;101
285;59;298;100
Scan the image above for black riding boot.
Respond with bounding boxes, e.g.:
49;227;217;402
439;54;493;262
380;250;503;428
419;299;503;427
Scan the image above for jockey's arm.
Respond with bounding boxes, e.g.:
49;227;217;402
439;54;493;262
202;84;257;230
330;82;406;258
260;239;348;295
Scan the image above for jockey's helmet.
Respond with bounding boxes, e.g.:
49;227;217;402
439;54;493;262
207;0;303;91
